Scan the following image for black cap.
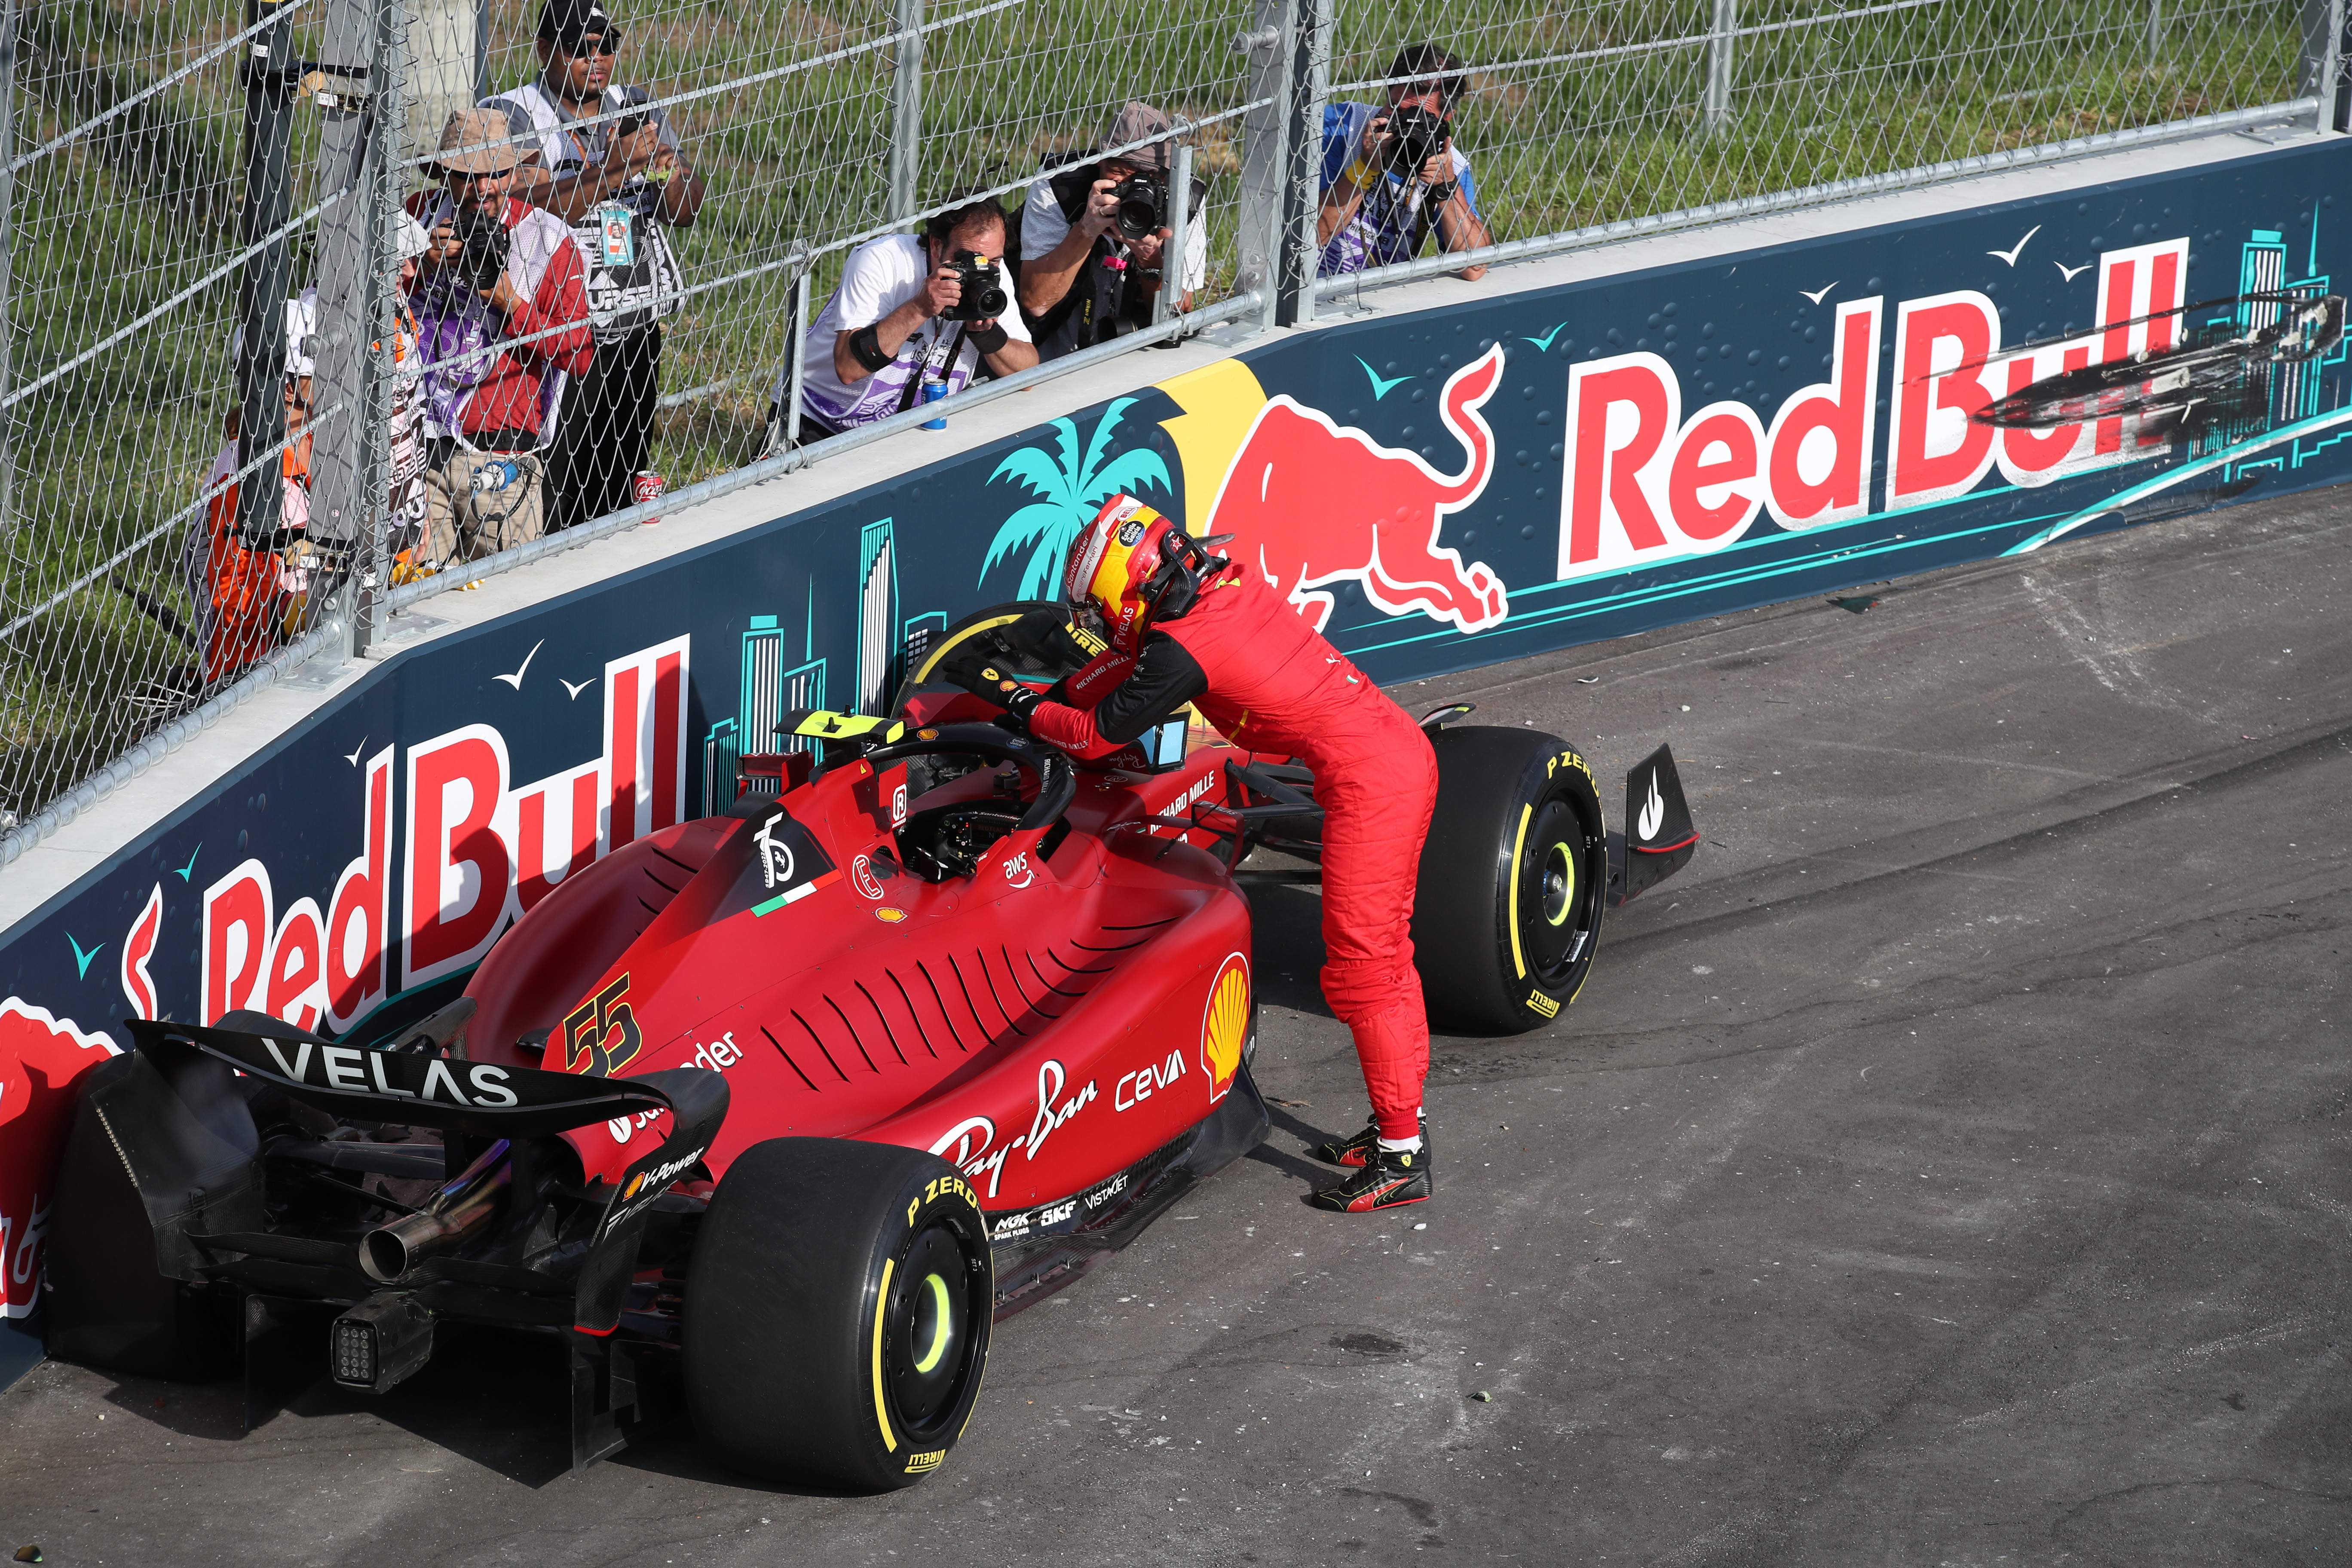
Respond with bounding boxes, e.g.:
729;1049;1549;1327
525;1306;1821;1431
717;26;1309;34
539;0;616;46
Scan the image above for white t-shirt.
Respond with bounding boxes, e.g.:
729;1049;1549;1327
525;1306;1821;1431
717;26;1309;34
1020;172;1209;294
781;234;1032;433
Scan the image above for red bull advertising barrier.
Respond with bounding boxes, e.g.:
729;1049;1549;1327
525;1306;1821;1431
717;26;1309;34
1;136;2349;1384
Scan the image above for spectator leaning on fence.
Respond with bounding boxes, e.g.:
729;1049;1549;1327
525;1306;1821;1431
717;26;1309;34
772;194;1037;441
488;0;705;535
1016;101;1208;363
406;107;593;566
1317;43;1491;283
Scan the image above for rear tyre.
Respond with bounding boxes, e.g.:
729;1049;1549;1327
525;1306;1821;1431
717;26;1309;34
684;1138;992;1490
1411;726;1608;1035
42;1064;240;1380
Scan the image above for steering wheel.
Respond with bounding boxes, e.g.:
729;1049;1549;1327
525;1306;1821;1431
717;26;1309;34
866;723;1074;833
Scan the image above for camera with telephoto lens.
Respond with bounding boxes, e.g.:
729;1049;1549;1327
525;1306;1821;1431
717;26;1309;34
1109;173;1167;242
452;205;510;291
940;250;1008;321
1378;103;1450;177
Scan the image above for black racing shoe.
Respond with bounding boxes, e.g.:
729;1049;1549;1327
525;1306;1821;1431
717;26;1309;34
1313;1113;1430;1168
1307;1145;1433;1213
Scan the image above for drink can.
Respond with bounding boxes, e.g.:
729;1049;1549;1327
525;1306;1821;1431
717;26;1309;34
921;380;948;431
632;469;665;525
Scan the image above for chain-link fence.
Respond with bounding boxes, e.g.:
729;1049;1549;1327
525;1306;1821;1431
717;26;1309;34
0;0;2331;854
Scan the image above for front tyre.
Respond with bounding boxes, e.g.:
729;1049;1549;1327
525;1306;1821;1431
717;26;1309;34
1411;726;1608;1034
684;1138;992;1490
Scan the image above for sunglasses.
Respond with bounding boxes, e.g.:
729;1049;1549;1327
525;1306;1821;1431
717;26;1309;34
558;28;622;55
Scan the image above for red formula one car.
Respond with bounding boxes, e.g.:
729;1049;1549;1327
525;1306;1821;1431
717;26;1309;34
43;603;1695;1490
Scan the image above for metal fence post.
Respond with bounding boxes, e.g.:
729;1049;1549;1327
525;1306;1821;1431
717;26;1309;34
1704;0;1737;133
1275;0;1329;327
0;0;15;545
308;0;381;653
785;247;811;449
236;0;299;549
2300;0;2346;131
1153;139;1194;330
2145;0;2163;67
1235;0;1297;334
349;0;406;657
885;0;923;224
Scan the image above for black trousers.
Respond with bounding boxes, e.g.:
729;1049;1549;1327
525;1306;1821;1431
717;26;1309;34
546;322;662;533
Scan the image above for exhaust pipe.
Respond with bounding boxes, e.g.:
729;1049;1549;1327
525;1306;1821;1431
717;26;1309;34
359;1138;512;1283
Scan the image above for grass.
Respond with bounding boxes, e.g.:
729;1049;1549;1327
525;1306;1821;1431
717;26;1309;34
0;0;2305;825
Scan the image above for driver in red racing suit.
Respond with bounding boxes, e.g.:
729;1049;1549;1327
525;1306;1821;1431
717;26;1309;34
946;495;1436;1212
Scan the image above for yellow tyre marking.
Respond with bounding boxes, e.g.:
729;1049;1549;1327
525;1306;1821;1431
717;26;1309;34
1507;803;1533;980
872;1257;897;1453
911;613;1031;687
912;1274;952;1374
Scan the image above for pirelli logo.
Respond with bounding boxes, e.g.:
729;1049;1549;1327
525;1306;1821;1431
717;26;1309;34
1526;989;1561;1019
904;1448;947;1473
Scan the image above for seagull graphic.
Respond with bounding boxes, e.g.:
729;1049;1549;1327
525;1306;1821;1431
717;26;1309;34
343;736;368;767
494;638;545;691
1987;225;2042;266
561;676;598;700
1356;357;1412;400
1521;322;1569;352
1799;282;1838;304
171;843;201;882
67;932;104;980
2055;260;2093;282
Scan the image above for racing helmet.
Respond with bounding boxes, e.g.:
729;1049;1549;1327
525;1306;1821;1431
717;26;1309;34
1063;495;1222;654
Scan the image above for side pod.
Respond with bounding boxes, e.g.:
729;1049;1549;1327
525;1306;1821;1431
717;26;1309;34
1611;743;1698;907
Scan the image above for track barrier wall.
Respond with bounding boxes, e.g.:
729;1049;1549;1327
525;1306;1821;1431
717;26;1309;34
2;133;2349;1380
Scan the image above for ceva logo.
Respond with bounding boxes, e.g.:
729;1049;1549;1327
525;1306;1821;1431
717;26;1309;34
1557;237;2190;581
198;635;690;1025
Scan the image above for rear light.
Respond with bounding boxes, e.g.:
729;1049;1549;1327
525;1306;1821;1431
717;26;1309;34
329;1294;435;1394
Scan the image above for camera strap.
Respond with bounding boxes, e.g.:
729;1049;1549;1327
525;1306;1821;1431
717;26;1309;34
897;322;968;414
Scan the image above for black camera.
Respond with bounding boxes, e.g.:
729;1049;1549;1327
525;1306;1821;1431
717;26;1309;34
1109;173;1167;242
1378;104;1450;177
940;250;1008;321
452;205;510;292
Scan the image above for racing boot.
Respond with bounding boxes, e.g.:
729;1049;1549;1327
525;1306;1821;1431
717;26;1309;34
1313;1111;1430;1168
1307;1143;1432;1213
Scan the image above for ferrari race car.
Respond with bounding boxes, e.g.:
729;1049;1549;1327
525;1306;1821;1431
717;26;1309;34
42;602;1696;1490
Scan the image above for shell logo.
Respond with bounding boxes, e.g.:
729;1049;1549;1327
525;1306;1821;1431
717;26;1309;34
1199;953;1250;1104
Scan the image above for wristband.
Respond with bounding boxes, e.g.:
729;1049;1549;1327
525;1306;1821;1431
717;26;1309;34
848;325;893;373
1426;180;1459;211
968;321;1010;356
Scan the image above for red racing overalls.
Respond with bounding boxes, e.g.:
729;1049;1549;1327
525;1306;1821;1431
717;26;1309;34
1027;566;1438;1140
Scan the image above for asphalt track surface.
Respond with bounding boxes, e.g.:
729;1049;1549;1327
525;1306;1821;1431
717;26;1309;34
6;486;2350;1568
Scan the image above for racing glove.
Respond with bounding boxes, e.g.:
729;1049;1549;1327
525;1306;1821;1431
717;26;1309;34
941;652;1045;727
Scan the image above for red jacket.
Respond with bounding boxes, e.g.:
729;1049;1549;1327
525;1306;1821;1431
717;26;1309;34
403;193;593;438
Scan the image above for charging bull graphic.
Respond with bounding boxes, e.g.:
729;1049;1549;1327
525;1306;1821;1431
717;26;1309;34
1157;348;1509;634
0;1001;119;1317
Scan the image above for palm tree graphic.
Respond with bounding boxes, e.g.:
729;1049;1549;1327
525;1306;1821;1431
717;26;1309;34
979;398;1173;599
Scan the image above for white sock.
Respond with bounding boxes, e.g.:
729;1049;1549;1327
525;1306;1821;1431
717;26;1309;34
1376;1133;1424;1155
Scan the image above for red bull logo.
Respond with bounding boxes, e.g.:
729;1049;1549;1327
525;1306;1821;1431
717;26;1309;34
1158;349;1509;634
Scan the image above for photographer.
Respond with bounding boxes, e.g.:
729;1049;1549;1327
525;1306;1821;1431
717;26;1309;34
405;108;593;565
1317;43;1491;282
487;0;706;533
1016;101;1207;362
775;194;1036;438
